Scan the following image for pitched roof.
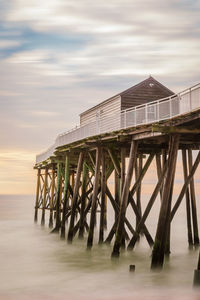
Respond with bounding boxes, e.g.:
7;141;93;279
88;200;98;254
80;76;174;116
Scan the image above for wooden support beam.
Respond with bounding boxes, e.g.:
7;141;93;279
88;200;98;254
120;147;126;197
107;148;121;176
87;146;101;248
127;160;168;250
78;161;88;238
99;148;106;243
60;154;70;239
135;154;142;228
41;168;48;226
111;140;138;257
151;135;179;269
152;125;200;134
34;169;41;223
182;150;193;246
114;169;120;221
170;150;200;221
105;186;135;243
156;153;163;200
49;167;55;228
188;149;199;245
130;153;154;196
68;151;84;242
128;194;154;247
51;163;62;232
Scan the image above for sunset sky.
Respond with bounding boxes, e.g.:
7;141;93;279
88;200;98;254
0;0;200;194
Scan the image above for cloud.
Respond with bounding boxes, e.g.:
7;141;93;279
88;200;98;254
0;39;21;49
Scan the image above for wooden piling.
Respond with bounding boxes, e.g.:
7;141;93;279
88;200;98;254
87;146;101;248
188;149;199;245
34;168;41;223
79;161;88;238
171;150;200;221
68;151;84;242
111;140;138;257
99;148;106;243
127;161;168;250
49;167;55;228
151;135;179;269
41;168;48;226
61;154;70;239
51;163;62;232
182;149;193;246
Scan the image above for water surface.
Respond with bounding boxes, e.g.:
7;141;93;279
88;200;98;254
0;194;199;300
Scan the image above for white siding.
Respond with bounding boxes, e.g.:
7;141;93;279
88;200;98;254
80;96;121;126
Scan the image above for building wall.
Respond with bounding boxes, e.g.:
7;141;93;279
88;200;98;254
80;95;121;128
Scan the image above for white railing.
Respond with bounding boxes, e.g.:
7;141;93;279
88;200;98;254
36;82;200;164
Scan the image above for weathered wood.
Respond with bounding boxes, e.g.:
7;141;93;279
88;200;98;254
182;149;193;246
78;161;88;238
152;124;200;134
99;149;106;243
41;168;48;226
135;154;142;228
34;169;41;223
156;153;163;200
120;147;126;247
128;194;154;247
120;147;126;197
60;154;70;239
114;169;120;221
170;150;200;221
130;153;154;196
87;146;101;248
51;163;62;232
151;135;179;269
68;151;84;242
112;140;138;257
127;161;168;250
188;149;199;245
105;186;136;240
108;148;121;176
49;167;55;228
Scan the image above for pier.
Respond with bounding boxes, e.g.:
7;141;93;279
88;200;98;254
34;77;200;269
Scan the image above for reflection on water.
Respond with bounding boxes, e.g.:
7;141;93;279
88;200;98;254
0;194;200;300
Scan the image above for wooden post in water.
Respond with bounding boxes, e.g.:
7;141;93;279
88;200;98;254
182;149;193;246
135;154;142;232
61;154;70;239
68;151;84;242
34;168;41;223
111;140;138;257
51;163;62;232
49;166;55;228
188;149;199;245
79;161;88;238
41;168;48;226
87;146;101;248
99;148;106;243
151;135;179;269
114;169;120;221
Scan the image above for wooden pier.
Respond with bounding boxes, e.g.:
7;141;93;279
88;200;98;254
34;78;200;270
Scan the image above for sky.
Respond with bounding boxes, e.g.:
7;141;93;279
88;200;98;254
0;0;200;194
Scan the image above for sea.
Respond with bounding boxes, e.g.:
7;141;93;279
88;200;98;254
0;193;200;300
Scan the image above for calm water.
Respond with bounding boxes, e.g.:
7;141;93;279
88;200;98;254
0;194;200;300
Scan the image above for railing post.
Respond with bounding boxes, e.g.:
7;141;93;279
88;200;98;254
134;108;136;126
189;88;192;110
157;101;159;121
170;97;172;117
124;111;127;129
145;104;148;123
